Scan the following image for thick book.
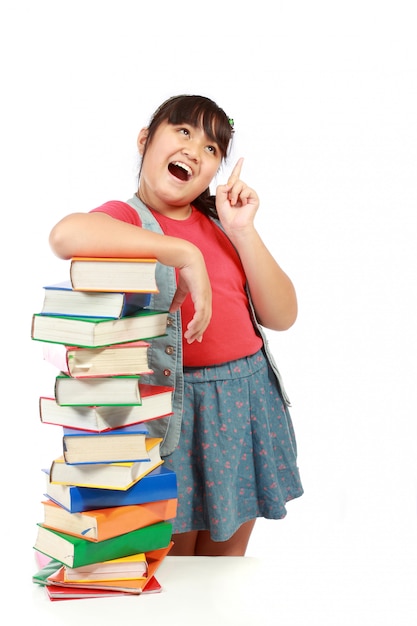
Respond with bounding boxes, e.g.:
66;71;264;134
63;552;148;581
33;521;173;568
39;384;173;431
69;257;158;293
49;437;163;489
41;497;177;542
41;280;152;318
42;340;152;378
62;424;150;464
54;374;143;406
44;464;178;512
31;309;168;348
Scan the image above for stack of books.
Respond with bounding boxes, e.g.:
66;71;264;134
31;257;178;600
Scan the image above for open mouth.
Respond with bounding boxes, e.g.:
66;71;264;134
168;161;192;181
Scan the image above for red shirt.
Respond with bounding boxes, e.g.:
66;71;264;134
91;201;262;366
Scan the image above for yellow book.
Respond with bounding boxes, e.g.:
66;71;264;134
64;553;148;582
49;438;163;490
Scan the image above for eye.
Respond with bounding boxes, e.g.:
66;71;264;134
206;145;217;155
178;127;190;137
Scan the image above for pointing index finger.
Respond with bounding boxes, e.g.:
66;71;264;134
227;157;244;186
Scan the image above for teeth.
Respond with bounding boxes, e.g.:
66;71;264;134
172;162;192;175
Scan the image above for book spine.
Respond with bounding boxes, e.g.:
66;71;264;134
121;292;152;315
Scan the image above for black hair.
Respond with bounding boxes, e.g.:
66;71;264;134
140;94;234;218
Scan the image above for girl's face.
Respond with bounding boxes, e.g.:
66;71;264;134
137;121;222;217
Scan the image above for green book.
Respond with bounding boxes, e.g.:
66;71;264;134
33;521;172;568
31;309;168;348
32;558;62;585
54;373;143;406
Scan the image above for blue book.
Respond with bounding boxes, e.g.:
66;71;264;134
41;280;152;318
62;423;150;464
43;465;178;513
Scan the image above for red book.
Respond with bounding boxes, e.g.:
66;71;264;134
34;551;162;600
42;340;153;378
44;575;162;600
39;384;173;432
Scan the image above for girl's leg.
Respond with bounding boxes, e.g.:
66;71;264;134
169;520;256;556
169;531;199;556
195;520;256;556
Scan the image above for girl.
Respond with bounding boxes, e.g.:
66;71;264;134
49;94;303;556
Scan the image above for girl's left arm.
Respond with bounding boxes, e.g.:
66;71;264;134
216;159;297;331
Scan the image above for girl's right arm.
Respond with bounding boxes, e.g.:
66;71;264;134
49;212;212;343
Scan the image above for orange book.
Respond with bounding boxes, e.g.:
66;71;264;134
45;576;162;600
42;340;153;378
69;257;158;293
41;497;177;542
46;543;173;594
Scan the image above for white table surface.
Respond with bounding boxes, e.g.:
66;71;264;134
29;556;268;626
20;546;417;626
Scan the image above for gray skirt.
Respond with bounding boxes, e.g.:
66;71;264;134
163;348;304;542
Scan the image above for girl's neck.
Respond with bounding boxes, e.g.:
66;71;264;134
136;191;192;221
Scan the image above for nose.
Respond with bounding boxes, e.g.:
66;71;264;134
181;140;201;162
181;148;198;163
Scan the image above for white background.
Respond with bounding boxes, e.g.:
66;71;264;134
1;1;416;624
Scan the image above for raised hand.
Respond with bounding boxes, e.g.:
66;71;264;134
215;158;259;235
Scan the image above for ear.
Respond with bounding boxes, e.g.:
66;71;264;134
137;128;149;156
